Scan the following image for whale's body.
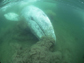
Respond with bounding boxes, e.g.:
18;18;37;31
3;4;56;41
21;5;56;41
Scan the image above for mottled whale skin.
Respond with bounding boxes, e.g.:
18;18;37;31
21;5;56;41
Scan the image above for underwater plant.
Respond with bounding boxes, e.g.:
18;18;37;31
12;37;62;63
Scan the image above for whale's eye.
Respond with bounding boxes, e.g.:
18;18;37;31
30;16;34;21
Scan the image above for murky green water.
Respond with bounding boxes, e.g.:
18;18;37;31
0;0;84;63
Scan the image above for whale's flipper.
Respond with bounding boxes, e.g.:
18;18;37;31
4;12;20;21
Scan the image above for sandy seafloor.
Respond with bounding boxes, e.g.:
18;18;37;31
0;1;84;63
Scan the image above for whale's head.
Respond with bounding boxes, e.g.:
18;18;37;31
21;5;56;42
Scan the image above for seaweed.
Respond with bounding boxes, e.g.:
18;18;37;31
12;37;62;63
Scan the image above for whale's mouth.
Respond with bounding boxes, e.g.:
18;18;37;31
30;16;46;37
